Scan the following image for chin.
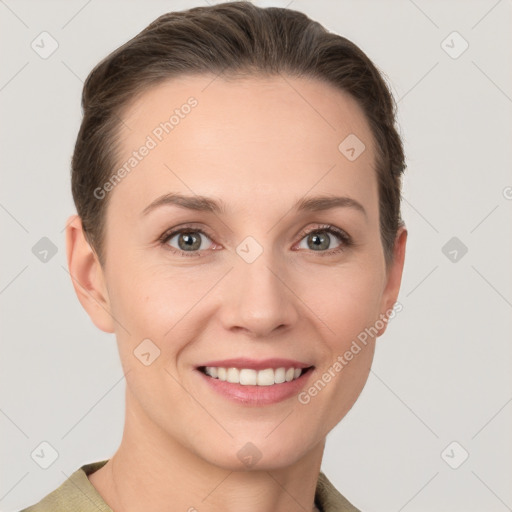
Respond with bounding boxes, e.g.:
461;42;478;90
192;433;318;472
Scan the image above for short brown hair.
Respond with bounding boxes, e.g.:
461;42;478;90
71;1;405;268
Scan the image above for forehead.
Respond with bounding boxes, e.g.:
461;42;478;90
109;73;377;218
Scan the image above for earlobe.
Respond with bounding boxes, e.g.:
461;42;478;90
65;214;115;334
377;225;408;337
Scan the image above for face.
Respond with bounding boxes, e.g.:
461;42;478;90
69;74;406;471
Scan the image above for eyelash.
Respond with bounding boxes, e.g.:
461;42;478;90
157;223;354;258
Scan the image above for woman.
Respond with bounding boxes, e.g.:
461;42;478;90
21;2;407;511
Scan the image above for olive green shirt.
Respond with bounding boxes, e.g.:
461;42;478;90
19;459;361;512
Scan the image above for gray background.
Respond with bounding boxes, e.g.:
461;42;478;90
1;1;511;511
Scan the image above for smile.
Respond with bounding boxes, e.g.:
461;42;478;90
199;366;311;386
195;358;315;405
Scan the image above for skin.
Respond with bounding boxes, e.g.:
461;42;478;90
66;74;407;512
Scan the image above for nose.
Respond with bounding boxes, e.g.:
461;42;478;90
219;252;300;339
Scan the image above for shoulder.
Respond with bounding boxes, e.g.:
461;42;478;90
316;471;362;512
18;460;111;512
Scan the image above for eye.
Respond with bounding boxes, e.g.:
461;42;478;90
159;225;215;257
295;224;353;256
158;223;353;258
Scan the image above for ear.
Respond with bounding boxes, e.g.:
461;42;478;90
377;224;407;337
65;214;115;333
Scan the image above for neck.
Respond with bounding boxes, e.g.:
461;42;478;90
89;387;326;512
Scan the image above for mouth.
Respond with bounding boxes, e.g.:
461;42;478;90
194;358;315;405
197;365;314;386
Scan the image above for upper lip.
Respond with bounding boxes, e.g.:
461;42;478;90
197;358;313;371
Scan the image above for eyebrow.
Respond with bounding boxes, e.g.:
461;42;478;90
141;192;367;218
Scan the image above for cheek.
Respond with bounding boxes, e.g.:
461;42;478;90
298;261;384;344
108;256;201;328
105;261;192;363
106;259;228;379
298;271;379;433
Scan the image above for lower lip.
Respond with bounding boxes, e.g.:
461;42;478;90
196;368;314;406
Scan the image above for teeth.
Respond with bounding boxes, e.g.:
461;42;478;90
257;368;275;386
226;367;238;383
240;369;257;385
274;367;285;384
203;366;306;386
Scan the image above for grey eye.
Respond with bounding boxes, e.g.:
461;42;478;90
167;231;212;252
297;230;341;251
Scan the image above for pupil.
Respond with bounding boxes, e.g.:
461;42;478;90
179;232;200;251
310;232;328;250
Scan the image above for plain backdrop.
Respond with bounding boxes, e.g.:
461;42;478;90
1;1;511;511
